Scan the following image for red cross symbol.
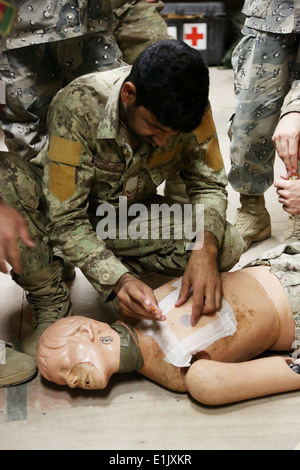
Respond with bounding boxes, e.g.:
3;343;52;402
185;27;204;46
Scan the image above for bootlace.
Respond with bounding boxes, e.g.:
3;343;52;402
235;195;267;229
27;274;70;324
235;208;251;230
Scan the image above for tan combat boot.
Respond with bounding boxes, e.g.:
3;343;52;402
12;258;72;357
234;194;271;251
0;342;37;387
284;215;300;242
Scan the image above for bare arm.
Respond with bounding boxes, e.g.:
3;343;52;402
185;356;300;406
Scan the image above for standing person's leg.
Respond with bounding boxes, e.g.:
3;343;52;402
0;43;64;161
0;34;123;161
229;31;299;250
54;29;124;85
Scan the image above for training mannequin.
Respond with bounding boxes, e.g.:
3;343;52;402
37;248;300;405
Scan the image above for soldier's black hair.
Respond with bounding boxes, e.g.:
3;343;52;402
126;39;209;133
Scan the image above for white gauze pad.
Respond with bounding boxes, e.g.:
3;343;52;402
137;279;237;367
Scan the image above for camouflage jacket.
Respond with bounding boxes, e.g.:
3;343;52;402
37;66;228;300
4;0;116;50
242;0;300;34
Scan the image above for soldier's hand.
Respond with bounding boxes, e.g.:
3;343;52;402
175;232;222;326
113;273;165;321
272;112;300;177
0;199;35;274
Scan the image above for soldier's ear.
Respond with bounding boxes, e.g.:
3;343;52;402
120;82;137;105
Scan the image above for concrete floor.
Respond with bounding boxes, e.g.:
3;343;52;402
0;66;299;451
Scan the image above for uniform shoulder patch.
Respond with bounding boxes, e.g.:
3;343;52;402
205;137;224;171
147;144;183;168
193;107;216;144
48;134;82;166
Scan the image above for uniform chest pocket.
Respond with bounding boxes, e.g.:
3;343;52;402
92;158;125;194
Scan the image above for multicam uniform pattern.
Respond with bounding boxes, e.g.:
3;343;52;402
228;0;300;195
0;0;168;161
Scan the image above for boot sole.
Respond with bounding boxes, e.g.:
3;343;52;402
245;226;272;250
0;366;37;387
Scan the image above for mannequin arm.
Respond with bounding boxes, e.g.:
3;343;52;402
185;356;300;406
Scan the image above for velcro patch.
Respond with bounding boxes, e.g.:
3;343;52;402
48;134;82;166
193;108;216;144
49;162;75;202
205;137;224;171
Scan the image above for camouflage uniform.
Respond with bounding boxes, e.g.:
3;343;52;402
229;0;300;195
245;242;300;345
112;0;168;64
1;66;244;301
0;0;168;161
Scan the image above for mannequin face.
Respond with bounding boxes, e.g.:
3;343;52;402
36;317;121;390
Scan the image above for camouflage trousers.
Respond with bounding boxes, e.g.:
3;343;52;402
0;31;124;162
228;29;300;195
0;152;244;281
112;0;168;64
0;0;168;162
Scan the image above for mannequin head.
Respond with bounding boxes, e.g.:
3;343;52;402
36;316;121;389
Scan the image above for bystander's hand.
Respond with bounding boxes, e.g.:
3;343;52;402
274;178;300;215
272;112;300;178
